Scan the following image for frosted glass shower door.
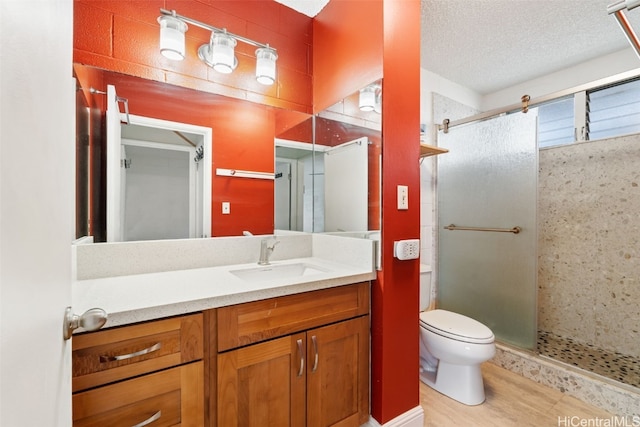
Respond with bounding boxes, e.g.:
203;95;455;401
437;112;538;349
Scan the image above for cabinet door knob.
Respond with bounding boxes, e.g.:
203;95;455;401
63;307;107;340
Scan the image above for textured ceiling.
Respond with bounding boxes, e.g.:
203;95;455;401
278;0;640;95
421;0;640;94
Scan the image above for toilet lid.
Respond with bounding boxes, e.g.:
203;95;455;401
420;309;494;344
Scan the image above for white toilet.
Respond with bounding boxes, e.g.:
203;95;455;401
418;269;496;406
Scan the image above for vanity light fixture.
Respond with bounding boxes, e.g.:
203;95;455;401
255;46;278;85
359;84;381;113
158;15;188;60
199;31;238;74
158;9;278;85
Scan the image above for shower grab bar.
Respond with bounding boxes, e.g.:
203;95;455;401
444;224;521;234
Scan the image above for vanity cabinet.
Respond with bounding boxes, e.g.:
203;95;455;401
215;282;370;427
70;282;370;427
71;313;205;426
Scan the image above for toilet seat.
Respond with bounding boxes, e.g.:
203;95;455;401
420;309;494;344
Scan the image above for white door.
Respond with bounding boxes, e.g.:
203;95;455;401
106;84;124;242
323;137;369;232
1;0;74;424
275;161;292;230
121;142;193;241
110;113;212;241
195;140;209;238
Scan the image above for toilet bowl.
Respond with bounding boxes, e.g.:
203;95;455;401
419;309;495;405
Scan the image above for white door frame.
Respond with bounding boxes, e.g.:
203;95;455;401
107;111;212;240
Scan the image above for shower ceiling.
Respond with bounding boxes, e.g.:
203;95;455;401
278;0;640;95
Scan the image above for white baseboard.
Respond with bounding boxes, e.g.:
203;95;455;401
362;406;425;427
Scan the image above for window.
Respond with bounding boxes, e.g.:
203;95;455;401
536;77;640;148
587;78;640;141
537;97;574;148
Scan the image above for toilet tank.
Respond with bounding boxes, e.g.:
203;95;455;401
420;264;432;312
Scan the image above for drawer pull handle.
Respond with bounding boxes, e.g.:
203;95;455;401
296;339;304;377
311;335;319;373
132;410;161;427
100;342;162;363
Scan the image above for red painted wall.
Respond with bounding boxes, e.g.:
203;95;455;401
76;1;421;422
74;0;313;112
73;0;313;237
312;0;383;113
313;0;421;423
375;0;422;422
74;64;279;237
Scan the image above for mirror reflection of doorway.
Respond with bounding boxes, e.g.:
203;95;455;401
106;85;212;241
322;137;368;232
121;143;191;241
275;137;369;233
274;139;311;232
274;160;293;230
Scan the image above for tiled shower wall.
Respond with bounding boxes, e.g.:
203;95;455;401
538;134;640;356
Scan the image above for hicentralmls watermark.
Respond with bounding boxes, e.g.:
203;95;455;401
558;416;640;427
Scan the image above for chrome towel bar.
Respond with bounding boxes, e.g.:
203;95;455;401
444;224;521;234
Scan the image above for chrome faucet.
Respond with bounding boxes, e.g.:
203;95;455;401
258;237;279;265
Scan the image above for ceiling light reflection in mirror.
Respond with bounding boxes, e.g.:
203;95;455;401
275;80;382;236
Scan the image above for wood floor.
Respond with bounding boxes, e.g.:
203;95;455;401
420;362;615;426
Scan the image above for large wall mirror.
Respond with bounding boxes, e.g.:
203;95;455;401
74;63;381;242
275;81;382;235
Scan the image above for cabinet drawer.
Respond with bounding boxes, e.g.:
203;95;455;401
73;361;204;427
72;313;203;392
218;282;369;351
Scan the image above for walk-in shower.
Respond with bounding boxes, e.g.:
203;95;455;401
431;92;640;394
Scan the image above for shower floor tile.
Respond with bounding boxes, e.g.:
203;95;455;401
538;331;640;388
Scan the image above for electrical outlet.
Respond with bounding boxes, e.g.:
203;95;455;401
394;239;420;260
222;202;230;214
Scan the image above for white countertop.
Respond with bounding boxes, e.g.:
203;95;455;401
73;256;376;329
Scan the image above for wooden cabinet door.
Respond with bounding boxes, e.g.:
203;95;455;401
306;316;369;427
217;333;306;427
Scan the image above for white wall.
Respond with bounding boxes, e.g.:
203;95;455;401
419;69;481;297
1;0;75;425
482;48;640;111
420;68;482;146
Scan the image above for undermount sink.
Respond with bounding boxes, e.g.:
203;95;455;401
230;262;328;282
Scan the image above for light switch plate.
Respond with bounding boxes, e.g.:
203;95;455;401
394;239;420;260
397;185;408;210
222;202;230;214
